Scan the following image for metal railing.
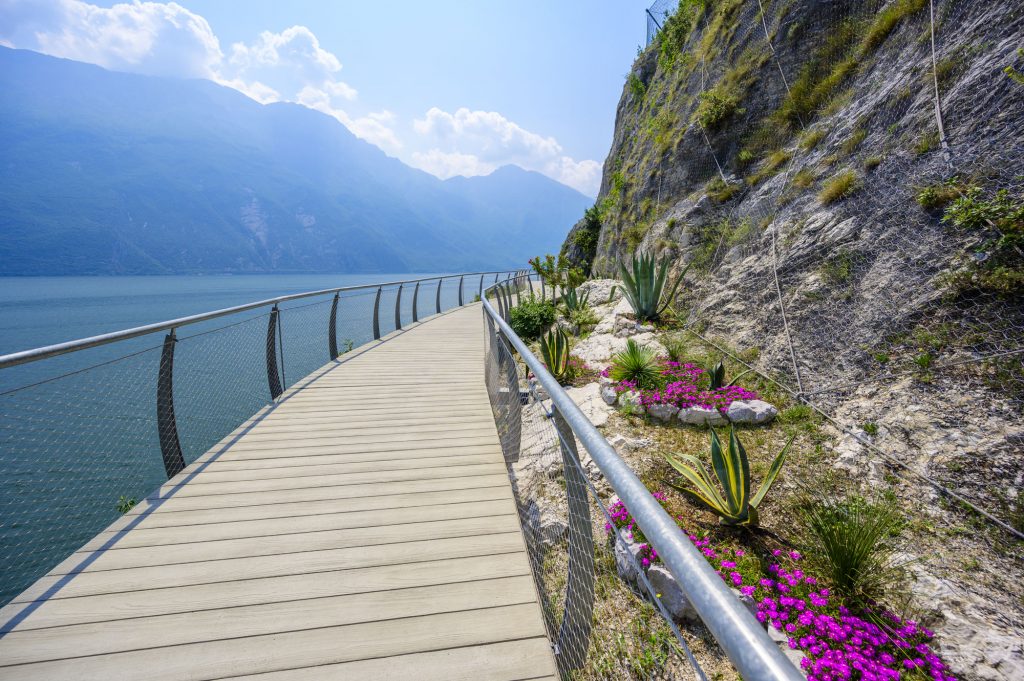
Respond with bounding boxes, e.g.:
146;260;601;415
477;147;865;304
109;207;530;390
0;269;524;607
481;277;801;681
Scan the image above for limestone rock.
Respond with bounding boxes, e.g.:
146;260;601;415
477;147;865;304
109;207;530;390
678;406;726;425
647;402;681;422
618;390;645;414
601;384;618;406
614;535;645;582
648;565;697;622
565;382;613;428
726;400;778;425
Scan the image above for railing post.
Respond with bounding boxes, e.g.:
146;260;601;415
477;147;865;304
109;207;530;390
328;292;339;360
412;281;420;322
372;286;382;340
436;278;443;315
156;329;185;479
395;284;403;331
552;405;595;674
495;283;506;320
478;274;484;300
527;273;534;296
458;275;465;306
516;275;523;307
266;305;283;400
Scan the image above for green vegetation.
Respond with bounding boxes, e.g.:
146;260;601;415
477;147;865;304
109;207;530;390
841;128;867;155
116;496;138;514
570;206;603;274
610;338;662;390
560;286;590;314
509;296;556;340
799;496;906;602
748;150;792;185
942;186;1024;295
777;20;861;128
706;358;753;390
627;73;647;100
688;218;755;271
913;130;939;156
862;422;879;437
819;170;860;204
859;0;927;56
916;178;963;211
792;168;817;188
821;248;855;285
707;176;741;202
695;86;742;131
665;426;795;527
619;252;688;322
539;327;572;383
1006;49;1024;86
863;155;882;172
799;128;826;151
656;0;705;69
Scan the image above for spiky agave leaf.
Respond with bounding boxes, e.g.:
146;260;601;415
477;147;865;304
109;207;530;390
750;433;796;509
709;359;726;390
540;327;571;382
609;338;662;389
618;252;689;322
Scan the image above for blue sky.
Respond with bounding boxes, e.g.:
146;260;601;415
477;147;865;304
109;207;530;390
0;0;653;195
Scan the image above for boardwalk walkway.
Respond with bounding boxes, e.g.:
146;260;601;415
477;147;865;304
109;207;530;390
0;304;557;680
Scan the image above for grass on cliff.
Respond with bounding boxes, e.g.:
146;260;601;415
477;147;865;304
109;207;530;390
819;170;860;204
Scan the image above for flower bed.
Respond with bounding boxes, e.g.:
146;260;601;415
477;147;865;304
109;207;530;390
605;496;955;681
601;360;759;411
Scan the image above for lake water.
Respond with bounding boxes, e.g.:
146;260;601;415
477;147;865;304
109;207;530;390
0;273;491;606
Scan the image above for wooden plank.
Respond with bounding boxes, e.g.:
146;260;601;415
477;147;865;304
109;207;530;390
7;532;527;604
5;553;533;630
227;638;558;681
0;576;540;665
89;499;516;549
0;603;549;681
55;515;523;573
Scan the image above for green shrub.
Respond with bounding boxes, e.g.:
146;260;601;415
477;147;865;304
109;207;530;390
819;170;860;204
666;427;795;527
610;338;662;390
116;496;138;514
942;186;1024;294
917;179;963;212
821;249;855;285
509;296;556;339
799;496;906;602
539;327;572;383
695;87;741;131
627;73;647;100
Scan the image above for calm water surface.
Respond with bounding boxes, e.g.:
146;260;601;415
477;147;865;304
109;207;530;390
0;273;476;606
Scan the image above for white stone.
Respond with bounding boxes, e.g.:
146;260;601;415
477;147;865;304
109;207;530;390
565;382;613;427
730;587;758;619
726;399;778;425
647;402;680;422
607;434;652;453
614;535;645;582
618;390;645;415
678;406;727;425
601;385;618;406
648;565;697;622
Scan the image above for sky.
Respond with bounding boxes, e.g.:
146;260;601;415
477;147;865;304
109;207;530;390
0;0;654;196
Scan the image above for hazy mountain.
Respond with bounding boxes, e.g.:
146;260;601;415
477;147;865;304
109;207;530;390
0;47;589;275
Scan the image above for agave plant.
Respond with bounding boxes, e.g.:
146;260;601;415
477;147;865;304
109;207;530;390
707;358;755;390
561;287;591;313
665;427;794;526
618;252;690;322
609;338;662;390
539;326;572;383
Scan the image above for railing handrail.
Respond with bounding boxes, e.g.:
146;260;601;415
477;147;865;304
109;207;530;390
0;270;520;369
480;283;802;681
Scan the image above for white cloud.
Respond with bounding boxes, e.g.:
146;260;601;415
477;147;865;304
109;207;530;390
0;1;394;151
0;0;222;78
410;107;599;195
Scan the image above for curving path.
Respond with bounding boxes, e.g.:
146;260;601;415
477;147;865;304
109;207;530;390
0;304;557;681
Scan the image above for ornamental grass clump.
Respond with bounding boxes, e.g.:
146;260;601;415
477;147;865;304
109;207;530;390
664;426;794;527
799;497;906;604
609;338;662;390
619;252;689;322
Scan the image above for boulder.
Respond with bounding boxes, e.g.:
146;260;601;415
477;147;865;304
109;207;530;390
726;399;778;425
525;501;567;550
614;534;646;582
618;390;646;414
648;565;697;622
647;402;681;422
678;406;727;425
565;382;613;427
601;385;618;406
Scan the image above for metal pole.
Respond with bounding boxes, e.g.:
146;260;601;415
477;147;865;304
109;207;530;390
156;329;185;478
478;274;484;301
395;284;403;331
328;292;339;360
435;278;443;315
458;276;464;306
412;282;420;322
372;287;382;340
266;305;283;400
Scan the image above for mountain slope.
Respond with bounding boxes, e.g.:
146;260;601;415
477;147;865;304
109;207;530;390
0;47;590;274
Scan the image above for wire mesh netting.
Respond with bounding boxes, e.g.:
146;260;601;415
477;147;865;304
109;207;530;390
591;2;1024;678
484;310;719;680
0;275;512;607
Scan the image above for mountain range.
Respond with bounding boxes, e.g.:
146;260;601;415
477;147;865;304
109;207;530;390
0;47;590;275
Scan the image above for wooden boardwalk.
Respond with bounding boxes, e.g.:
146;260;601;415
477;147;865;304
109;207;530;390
0;305;557;680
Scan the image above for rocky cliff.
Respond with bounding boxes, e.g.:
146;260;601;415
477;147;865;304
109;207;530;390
562;1;1023;678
